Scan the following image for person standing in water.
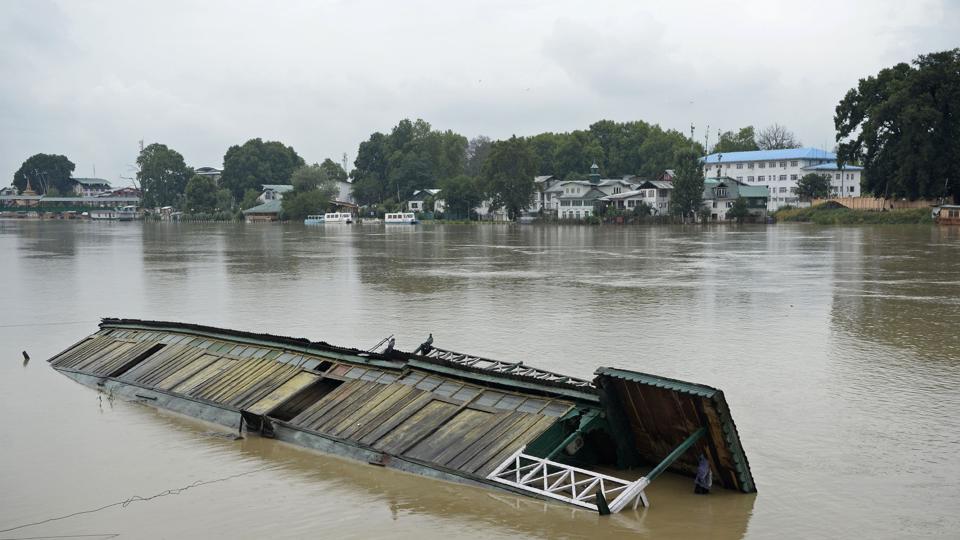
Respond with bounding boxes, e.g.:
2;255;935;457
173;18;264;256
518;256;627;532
694;454;712;494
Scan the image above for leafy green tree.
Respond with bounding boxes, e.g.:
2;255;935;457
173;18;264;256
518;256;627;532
726;197;750;223
291;163;332;192
670;150;704;222
527;132;561;176
795;173;832;201
439;174;484;219
13;153;75;195
282;190;333;221
350;119;467;204
482;136;536;220
319;158;348;182
637;127;699;177
352;132;391;204
714;126;759;153
215;189;235;211
137;143;193;208
553;130;603;179
281;164;339;221
184;174;218;213
757;124;801;150
221;138;304;200
465;136;493;177
240;189;261;210
835;48;960;201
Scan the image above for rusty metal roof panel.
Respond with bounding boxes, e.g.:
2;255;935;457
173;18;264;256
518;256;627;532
594;367;756;493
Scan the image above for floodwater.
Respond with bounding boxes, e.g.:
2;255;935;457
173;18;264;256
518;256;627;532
1;220;958;539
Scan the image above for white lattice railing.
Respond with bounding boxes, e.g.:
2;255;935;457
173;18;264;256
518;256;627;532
487;446;649;513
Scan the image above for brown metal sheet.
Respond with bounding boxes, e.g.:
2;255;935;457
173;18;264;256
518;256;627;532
403;408;493;463
373;400;460;455
473;415;558;477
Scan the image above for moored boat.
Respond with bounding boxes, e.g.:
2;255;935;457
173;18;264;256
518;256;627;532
384;212;417;224
933;204;960;225
47;319;755;514
324;212;353;224
304;214;325;225
89;205;141;221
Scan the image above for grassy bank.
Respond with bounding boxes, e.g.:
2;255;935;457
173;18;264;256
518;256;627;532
774;205;932;224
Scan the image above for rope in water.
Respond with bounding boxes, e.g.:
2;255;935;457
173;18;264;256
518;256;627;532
0;465;281;534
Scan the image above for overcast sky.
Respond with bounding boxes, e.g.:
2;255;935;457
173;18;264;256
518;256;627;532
1;0;957;186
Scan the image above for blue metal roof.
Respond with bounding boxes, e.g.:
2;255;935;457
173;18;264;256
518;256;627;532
703;147;836;164
803;163;863;171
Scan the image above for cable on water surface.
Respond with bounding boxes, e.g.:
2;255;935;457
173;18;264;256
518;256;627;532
0;465;281;535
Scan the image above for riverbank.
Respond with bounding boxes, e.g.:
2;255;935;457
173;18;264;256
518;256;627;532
774;206;932;224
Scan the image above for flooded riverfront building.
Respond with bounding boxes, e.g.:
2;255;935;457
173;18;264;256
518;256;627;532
48;318;755;514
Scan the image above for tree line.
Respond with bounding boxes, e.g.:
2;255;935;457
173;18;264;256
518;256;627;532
12;48;958;219
350;118;703;219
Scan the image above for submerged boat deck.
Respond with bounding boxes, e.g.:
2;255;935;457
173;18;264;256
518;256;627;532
48;318;755;514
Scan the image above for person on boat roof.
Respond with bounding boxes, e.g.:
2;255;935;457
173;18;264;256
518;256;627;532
694;454;712;495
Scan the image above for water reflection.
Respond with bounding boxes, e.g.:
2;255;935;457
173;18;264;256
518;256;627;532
2;220;958;538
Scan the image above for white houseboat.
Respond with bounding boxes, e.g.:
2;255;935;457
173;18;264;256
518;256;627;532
89;205;141;221
304;215;325;225
324;212;353;224
384;212;417;224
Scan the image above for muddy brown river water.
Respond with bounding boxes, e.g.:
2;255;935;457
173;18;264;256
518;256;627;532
1;221;958;539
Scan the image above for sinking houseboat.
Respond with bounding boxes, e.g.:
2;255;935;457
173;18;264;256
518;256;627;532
933;204;960;225
47;319;755;513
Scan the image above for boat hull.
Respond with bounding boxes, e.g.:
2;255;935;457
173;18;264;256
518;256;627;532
55;367;541;500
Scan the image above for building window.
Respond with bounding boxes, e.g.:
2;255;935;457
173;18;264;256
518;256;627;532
736;163;743;169
779;187;787;193
614;187;621;194
758;175;765;181
849;186;855;192
759;162;766;169
747;162;754;169
747;176;754;182
836;173;841;179
790;160;798;166
712;202;717;208
790;174;798;180
779;175;787;181
726;201;734;208
736;176;743;181
778;162;786;167
716;187;727;197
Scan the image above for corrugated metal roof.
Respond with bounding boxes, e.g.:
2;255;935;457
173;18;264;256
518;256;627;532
803;163;864;171
636;180;674;189
72;177;111;186
243;200;283;214
261;184;294;192
703;147;836;164
594;367;755;493
50;322;576;483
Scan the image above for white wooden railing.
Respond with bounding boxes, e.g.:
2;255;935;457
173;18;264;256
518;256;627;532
487;446;649;512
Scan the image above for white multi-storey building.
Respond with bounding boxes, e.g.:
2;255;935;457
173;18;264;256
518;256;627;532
702;148;863;210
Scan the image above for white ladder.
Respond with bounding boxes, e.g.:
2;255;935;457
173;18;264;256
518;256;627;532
487;446;650;513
